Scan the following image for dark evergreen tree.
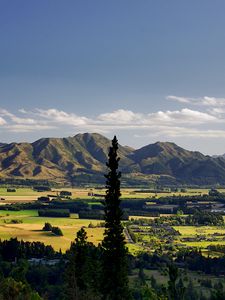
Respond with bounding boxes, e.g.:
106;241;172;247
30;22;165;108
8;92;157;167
65;228;102;300
65;228;88;300
168;264;179;300
102;136;130;300
138;267;146;285
185;280;198;300
176;278;185;300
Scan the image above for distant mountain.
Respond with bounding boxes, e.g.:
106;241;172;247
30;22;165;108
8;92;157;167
0;133;134;185
0;133;225;185
129;142;225;185
213;153;225;159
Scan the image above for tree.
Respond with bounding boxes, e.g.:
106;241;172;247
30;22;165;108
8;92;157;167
42;222;52;231
65;228;102;300
102;136;130;300
0;277;42;300
52;226;63;236
168;264;179;300
65;228;87;300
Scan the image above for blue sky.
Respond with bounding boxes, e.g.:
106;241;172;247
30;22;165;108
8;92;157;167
1;1;225;154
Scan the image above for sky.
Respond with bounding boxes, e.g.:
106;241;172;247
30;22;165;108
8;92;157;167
1;1;225;155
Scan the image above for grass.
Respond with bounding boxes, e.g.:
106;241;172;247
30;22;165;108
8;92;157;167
127;243;144;255
180;240;225;248
173;225;225;250
173;226;225;236
0;210;104;252
0;188;41;196
129;216;156;220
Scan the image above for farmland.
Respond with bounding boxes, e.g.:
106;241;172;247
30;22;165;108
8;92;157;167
0;209;224;255
0;187;225;254
0;186;225;299
0;210;104;252
0;187;222;203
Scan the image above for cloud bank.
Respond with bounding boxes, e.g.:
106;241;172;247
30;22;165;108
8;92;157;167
0;104;225;139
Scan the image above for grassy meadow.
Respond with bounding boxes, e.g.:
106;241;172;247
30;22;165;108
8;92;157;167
173;225;225;249
0;210;104;252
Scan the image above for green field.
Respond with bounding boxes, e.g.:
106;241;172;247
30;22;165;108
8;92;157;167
173;226;225;250
0;188;41;196
174;226;225;236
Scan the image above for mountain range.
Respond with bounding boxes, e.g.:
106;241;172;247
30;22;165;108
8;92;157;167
0;133;225;186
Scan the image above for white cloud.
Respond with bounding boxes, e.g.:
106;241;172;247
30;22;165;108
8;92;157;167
166;95;191;103
96;108;218;127
6;124;56;133
159;127;225;138
0;108;36;124
135;126;225;138
98;109;142;124
148;108;217;124
167;95;225;107
0;107;224;141
201;97;225;107
35;108;89;126
0;117;6;125
211;107;225;116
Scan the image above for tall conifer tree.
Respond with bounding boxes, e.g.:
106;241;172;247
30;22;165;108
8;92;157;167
102;136;130;300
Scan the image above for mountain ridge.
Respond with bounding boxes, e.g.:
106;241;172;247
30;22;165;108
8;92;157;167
0;133;224;185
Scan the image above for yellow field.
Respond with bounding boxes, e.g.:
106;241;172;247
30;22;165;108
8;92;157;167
0;223;104;252
0;210;104;252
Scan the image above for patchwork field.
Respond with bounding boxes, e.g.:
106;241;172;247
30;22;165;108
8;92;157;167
1;187;225;255
0;187;223;203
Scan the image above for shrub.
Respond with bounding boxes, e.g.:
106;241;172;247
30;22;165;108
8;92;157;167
38;209;70;217
33;186;51;192
52;226;63;236
60;190;72;196
7;188;16;192
4;219;23;224
42;222;52;231
37;196;50;202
